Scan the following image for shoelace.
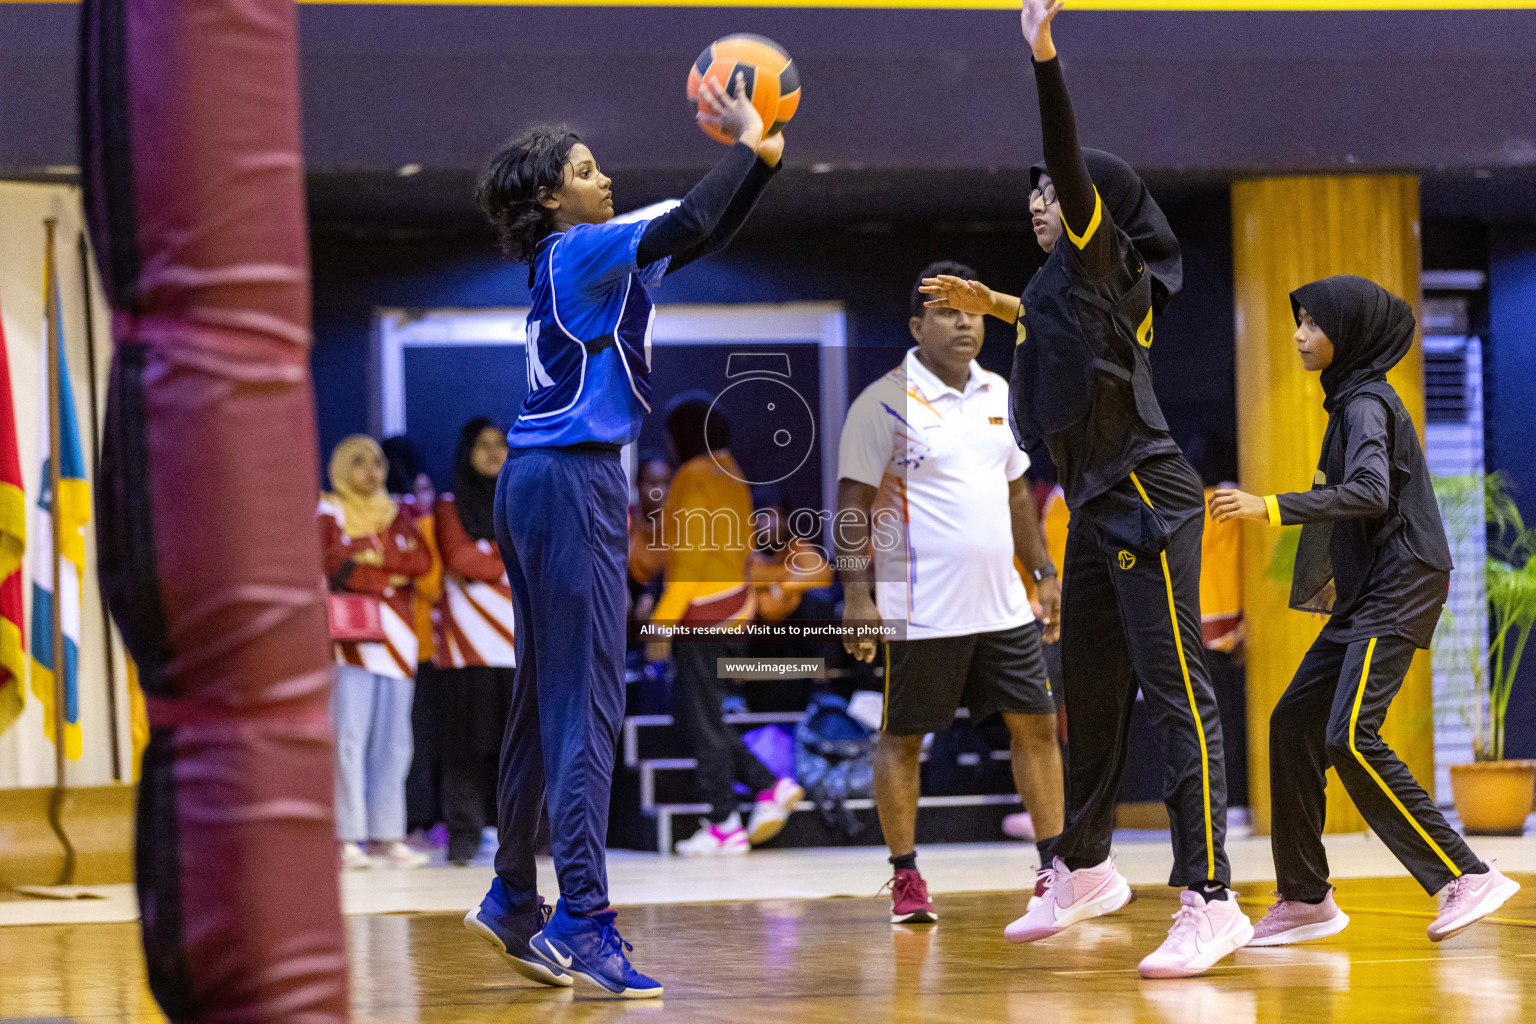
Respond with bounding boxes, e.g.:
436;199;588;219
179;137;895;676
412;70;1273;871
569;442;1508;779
598;920;635;958
1035;867;1057;894
1263;891;1291;917
879;874;925;902
1444;875;1472;905
537;901;554;928
1164;903;1202;944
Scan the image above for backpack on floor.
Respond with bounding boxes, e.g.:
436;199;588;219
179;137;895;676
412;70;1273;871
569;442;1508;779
794;692;877;837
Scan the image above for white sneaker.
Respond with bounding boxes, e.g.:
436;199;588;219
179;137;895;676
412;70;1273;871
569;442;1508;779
747;778;804;846
1005;856;1132;943
675;813;750;856
341;841;373;871
1137;890;1253;979
374;840;431;870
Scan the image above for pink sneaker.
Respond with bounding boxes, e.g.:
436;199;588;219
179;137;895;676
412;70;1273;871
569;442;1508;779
1249;889;1350;946
886;868;937;924
747;778;804;846
1004;856;1132;942
1429;863;1521;942
1137;890;1253;979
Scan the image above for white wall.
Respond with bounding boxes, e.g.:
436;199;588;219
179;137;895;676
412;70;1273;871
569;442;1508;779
0;182;131;789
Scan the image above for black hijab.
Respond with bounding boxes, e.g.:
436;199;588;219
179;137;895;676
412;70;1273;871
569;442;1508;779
1031;149;1182;314
381;435;424;497
452;417;500;542
1289;275;1415;411
665;391;730;465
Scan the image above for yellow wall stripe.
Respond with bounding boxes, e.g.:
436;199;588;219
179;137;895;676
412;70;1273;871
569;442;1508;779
11;1;1536;8
1064;188;1104;252
1129;470;1216;880
1348;637;1462;875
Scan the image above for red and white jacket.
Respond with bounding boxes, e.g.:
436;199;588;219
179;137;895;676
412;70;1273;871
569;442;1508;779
433;496;516;669
319;501;432;680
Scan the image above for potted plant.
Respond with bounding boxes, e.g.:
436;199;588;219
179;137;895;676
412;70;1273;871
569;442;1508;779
1437;472;1536;835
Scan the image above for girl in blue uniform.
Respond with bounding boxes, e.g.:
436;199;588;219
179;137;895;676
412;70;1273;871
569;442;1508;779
464;76;783;998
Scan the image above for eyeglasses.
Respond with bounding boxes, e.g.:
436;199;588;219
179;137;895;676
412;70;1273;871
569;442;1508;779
1029;185;1057;207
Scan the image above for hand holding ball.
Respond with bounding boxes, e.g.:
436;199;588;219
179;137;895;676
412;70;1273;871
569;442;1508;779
688;34;801;146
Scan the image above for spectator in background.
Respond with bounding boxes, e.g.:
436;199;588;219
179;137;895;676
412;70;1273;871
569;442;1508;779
653;396;803;855
320;435;434;869
629;452;672;625
434;418;517;865
383;436;446;842
748;487;833;625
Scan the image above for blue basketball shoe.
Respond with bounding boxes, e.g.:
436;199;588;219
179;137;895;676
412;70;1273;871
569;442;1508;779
529;899;663;999
463;879;573;987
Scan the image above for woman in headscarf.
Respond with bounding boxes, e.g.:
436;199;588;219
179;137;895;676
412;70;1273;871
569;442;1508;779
319;435;433;869
918;1;1244;976
1211;275;1518;946
433;418;517;864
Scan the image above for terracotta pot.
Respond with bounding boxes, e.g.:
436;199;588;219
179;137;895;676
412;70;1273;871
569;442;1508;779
1449;760;1536;835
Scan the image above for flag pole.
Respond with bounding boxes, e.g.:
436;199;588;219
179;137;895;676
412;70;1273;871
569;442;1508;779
43;218;76;886
76;231;121;784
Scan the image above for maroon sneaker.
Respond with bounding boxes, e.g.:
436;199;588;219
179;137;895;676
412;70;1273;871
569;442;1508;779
886;868;937;924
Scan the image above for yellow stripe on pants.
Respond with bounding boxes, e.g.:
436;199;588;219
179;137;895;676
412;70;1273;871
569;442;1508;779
1130;471;1216;881
1349;637;1461;876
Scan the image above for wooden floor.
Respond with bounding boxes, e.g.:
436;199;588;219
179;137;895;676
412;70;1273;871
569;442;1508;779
4;876;1534;1023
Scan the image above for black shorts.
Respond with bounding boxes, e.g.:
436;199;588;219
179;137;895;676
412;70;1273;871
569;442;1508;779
880;622;1055;735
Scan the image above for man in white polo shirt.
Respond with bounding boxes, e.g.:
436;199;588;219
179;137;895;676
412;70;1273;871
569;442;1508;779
836;261;1064;925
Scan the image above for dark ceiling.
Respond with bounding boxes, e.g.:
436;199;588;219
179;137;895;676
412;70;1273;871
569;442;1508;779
5;4;1536;233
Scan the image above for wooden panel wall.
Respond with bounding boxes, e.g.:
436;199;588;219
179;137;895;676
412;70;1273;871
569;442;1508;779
1231;175;1432;835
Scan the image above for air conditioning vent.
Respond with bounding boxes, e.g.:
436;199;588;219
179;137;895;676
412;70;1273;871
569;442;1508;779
1424;344;1470;424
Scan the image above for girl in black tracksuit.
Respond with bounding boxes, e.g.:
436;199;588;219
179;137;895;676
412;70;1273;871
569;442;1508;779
1212;276;1518;942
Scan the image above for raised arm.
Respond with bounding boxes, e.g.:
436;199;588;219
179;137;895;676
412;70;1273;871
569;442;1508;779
636;75;767;268
664;138;782;274
1022;0;1119;278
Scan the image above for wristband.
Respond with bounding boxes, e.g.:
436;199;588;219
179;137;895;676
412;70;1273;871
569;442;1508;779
1031;565;1057;583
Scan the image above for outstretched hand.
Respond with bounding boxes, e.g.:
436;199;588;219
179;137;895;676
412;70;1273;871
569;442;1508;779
920;275;993;316
1209;488;1269;524
697;72;765;150
1021;0;1065;60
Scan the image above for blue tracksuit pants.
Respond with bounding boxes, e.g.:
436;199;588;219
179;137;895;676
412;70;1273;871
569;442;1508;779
492;444;628;915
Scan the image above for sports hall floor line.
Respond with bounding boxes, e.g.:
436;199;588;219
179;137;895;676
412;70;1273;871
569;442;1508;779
11;881;1530;1023
5;829;1536;928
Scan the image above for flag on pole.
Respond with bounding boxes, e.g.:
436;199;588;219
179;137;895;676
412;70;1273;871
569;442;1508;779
0;294;26;739
29;256;90;761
